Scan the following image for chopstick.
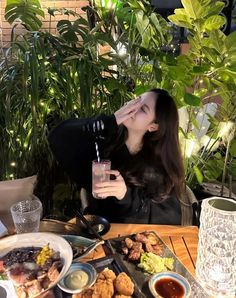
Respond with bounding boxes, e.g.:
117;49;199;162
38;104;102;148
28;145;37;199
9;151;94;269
75;210;115;254
75;210;104;241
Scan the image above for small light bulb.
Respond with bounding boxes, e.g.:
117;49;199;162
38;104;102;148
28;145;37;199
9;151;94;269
199;79;203;84
214;89;218;93
10;162;16;167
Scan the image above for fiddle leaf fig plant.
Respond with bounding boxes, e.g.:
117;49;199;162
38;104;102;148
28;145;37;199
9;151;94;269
168;0;236;189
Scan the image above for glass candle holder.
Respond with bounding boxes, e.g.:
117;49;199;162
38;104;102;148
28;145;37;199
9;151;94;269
196;197;236;298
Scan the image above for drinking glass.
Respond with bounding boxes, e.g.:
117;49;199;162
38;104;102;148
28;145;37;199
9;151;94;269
92;160;111;199
196;197;236;298
10;198;42;233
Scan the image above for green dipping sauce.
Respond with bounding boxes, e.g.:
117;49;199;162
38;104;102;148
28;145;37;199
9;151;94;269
65;270;89;290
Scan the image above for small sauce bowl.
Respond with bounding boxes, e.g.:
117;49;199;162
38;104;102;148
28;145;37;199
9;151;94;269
58;263;97;294
149;271;191;298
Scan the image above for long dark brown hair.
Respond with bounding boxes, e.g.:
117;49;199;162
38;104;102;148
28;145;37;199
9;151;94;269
105;88;184;200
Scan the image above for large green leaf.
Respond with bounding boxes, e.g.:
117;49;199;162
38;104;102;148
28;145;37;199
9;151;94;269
184;93;201;106
5;0;44;31
193;165;204;184
57;20;78;43
225;32;236;54
208;30;226;54
230;138;236;156
168;13;193;30
181;0;204;20
203;15;225;31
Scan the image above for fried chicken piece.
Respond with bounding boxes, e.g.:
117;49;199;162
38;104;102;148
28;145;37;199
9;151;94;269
124;238;133;249
128;249;141;261
145;232;158;245
97;268;116;281
72;288;94;298
92;279;114;298
121;246;129;255
131;242;142;251
114;272;134;296
135;233;149;243
152;244;164;255
145;242;154;253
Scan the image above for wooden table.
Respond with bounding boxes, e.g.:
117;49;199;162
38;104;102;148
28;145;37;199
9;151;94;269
81;224;198;277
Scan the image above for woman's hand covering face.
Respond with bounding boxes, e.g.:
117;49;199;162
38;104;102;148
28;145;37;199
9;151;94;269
93;170;127;200
114;98;142;125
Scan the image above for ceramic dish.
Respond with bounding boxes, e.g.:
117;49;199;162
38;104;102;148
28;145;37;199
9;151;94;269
62;234;104;261
58;262;97;294
149;271;191;298
0;232;73;298
78;214;110;236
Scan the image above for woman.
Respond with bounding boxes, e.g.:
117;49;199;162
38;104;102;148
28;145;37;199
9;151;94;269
49;88;185;224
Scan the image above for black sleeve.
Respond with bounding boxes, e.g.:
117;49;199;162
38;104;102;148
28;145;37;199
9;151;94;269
48;114;118;190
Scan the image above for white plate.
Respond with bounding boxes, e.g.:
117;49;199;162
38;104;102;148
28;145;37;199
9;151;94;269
0;232;73;298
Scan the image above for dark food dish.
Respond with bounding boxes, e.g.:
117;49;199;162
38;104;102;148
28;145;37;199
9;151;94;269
0;245;62;298
109;231;209;298
120;231;164;262
155;277;184;297
79;215;110;237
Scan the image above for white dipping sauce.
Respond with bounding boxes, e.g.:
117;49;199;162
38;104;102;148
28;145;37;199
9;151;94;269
65;270;89;290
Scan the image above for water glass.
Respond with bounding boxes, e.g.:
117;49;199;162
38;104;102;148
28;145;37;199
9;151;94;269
10;199;42;233
196;197;236;298
92;160;111;199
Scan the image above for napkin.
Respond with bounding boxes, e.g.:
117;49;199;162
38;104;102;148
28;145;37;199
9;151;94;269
0;220;8;237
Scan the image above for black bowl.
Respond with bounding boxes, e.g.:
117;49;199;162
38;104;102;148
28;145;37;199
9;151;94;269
79;215;110;237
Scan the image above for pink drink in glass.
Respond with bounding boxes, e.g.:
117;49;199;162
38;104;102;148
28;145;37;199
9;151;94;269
92;160;111;199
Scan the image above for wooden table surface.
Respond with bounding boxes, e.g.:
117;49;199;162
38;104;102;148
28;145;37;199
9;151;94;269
81;224;199;277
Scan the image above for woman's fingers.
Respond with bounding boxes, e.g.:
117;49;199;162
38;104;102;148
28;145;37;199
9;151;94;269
115;97;142;125
94;171;127;200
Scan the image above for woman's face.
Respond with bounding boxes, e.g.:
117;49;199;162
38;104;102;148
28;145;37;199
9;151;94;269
123;91;158;133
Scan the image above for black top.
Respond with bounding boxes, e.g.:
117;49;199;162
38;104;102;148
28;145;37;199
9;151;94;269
48;114;181;224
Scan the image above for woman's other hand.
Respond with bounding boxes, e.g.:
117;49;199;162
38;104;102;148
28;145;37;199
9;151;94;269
94;170;127;200
114;97;142;125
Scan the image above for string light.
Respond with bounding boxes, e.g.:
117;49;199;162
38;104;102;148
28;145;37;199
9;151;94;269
213;89;218;93
199;79;203;84
10;162;16;167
